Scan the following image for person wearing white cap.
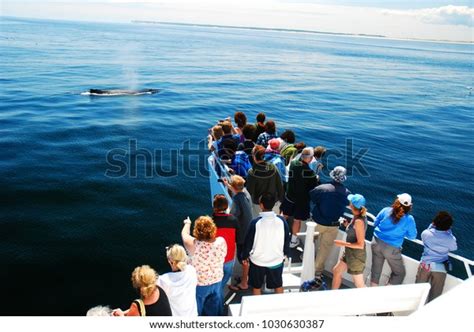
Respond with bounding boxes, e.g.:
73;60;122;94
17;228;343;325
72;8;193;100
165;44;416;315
370;193;417;286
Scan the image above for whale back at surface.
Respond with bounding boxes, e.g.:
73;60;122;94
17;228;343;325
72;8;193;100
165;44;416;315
85;88;160;96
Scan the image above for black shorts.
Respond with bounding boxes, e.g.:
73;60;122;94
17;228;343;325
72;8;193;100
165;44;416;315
280;196;310;221
248;260;284;289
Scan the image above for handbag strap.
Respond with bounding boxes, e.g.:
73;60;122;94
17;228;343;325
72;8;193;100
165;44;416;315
134;299;146;317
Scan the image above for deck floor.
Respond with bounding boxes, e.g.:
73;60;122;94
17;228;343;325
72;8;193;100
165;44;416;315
223;244;350;313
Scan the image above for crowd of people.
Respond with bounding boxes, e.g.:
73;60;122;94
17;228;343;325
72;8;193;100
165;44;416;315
88;111;458;317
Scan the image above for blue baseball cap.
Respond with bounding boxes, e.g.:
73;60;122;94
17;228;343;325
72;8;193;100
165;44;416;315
348;194;366;209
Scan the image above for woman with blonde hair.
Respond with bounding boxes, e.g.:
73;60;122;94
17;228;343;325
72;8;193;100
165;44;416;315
332;194;368;289
157;244;198;316
112;265;172;316
208;125;224;152
181;215;226;316
371;193;417;286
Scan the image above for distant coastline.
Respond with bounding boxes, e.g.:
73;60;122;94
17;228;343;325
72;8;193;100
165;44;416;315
1;16;471;45
132;20;474;45
132;20;386;39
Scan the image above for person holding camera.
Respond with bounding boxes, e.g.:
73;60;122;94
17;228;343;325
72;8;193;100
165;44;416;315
332;194;368;289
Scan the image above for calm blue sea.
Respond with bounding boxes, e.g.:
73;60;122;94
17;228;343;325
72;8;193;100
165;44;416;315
0;17;473;315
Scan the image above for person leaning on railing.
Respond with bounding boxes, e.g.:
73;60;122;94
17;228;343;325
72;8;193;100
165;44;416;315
208;125;224;152
370;194;417;286
415;211;457;302
217;121;241;157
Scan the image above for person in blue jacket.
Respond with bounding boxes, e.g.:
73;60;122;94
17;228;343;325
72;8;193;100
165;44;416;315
416;211;457;302
310;166;351;280
370;193;417;286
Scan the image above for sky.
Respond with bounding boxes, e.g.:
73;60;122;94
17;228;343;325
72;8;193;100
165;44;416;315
1;0;473;42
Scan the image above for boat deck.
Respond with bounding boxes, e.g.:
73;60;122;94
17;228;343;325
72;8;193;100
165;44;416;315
208;153;473;316
223;243;352;314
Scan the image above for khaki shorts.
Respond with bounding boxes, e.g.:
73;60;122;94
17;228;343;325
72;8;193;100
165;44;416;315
342;247;366;275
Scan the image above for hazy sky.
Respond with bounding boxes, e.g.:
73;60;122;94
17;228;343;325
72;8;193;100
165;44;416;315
2;0;473;42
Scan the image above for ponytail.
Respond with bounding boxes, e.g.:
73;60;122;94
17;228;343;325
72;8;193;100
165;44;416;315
176;261;187;272
131;265;158;299
140;284;156;298
166;244;188;271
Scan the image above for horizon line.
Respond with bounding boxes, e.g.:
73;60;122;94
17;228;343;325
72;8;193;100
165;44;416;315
1;15;472;45
133;20;386;39
133;20;474;45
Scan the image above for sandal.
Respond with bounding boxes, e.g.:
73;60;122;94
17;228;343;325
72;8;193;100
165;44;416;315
228;284;249;291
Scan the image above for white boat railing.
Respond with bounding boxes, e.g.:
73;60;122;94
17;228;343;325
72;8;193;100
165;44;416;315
208;152;474;280
229;283;431;317
342;210;474;278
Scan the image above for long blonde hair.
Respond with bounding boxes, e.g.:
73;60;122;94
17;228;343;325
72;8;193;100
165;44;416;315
166;244;188;272
131;265;157;299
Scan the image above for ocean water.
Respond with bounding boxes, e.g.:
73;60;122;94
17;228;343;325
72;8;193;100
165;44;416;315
0;17;473;315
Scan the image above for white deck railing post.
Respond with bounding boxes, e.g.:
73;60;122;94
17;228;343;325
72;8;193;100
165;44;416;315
300;221;317;283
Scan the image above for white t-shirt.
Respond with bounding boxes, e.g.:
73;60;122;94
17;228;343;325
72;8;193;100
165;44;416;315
157;265;198;317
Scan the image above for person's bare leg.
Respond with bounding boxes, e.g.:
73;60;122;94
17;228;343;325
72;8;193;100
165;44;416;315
252;288;262;295
274;287;283;294
352;274;365;288
240;262;249;288
292;219;301;237
331;260;347;290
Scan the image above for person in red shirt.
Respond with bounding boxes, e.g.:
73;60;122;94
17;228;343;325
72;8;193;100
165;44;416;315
212;194;239;291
